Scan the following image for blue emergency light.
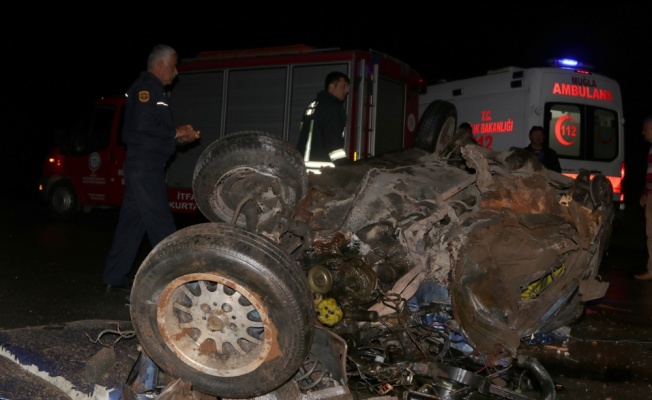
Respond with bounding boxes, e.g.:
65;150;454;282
548;58;593;74
553;58;579;67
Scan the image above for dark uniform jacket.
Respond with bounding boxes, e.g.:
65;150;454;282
122;71;178;166
523;144;562;173
296;90;347;170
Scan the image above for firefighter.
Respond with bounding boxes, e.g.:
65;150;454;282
102;44;200;293
296;71;350;173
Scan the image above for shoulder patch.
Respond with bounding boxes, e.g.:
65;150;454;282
138;90;150;103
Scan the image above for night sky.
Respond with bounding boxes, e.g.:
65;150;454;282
2;3;650;199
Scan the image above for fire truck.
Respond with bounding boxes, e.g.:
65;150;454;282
39;45;423;220
418;58;625;208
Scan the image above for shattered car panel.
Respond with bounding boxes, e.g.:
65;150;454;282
130;113;613;399
289;141;611;356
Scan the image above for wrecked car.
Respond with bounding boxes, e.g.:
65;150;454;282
128;100;614;399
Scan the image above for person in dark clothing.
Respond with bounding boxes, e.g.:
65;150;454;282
458;122;477;143
458;122;473;136
523;125;562;173
635;116;652;280
102;44;200;293
296;71;350;173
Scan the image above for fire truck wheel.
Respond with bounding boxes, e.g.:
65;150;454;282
193;130;309;227
130;222;315;398
47;179;80;221
414;100;458;155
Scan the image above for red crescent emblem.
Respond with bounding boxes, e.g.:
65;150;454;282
555;115;575;146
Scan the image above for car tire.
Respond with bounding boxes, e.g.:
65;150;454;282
130;222;315;398
192;131;309;226
414;100;458;155
47;179;80;221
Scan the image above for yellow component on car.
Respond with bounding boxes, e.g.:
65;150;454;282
521;263;566;300
317;297;343;326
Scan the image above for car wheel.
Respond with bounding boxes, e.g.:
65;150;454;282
590;174;614;207
130;222;315;398
193;131;309;227
47;179;80;220
415;100;458;156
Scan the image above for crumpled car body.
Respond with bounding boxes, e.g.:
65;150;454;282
297;143;611;356
129;106;613;399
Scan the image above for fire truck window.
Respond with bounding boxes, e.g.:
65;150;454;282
69;112;91;155
117;106;126;147
289;64;349;147
375;77;405;155
70;106;114;155
226;68;286;137
171;71;223;143
167;71;223;188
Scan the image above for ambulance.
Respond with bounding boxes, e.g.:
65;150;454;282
39;45;423;220
418;58;625;208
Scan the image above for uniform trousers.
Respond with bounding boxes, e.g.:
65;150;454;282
102;159;176;286
646;195;652;273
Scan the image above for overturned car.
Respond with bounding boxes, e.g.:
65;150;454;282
129;101;613;399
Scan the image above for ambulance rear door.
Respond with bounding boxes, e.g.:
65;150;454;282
538;67;624;203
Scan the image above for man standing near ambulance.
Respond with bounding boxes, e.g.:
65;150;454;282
523;125;562;173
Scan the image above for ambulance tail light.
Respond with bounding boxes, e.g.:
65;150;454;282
619;161;625;203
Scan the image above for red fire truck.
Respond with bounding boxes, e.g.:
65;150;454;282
39;45;424;220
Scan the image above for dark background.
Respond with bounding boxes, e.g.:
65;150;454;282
2;3;650;202
2;6;652;397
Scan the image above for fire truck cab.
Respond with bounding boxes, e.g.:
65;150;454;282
39;45;423;220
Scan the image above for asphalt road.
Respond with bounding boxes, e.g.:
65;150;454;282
1;193;652;399
0;193;208;330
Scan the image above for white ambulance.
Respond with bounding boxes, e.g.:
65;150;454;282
419;59;625;208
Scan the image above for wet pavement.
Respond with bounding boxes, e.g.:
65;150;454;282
0;320;139;399
518;206;652;399
1;194;652;399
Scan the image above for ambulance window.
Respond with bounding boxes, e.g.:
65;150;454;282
590;108;618;161
548;104;581;158
546;103;619;162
